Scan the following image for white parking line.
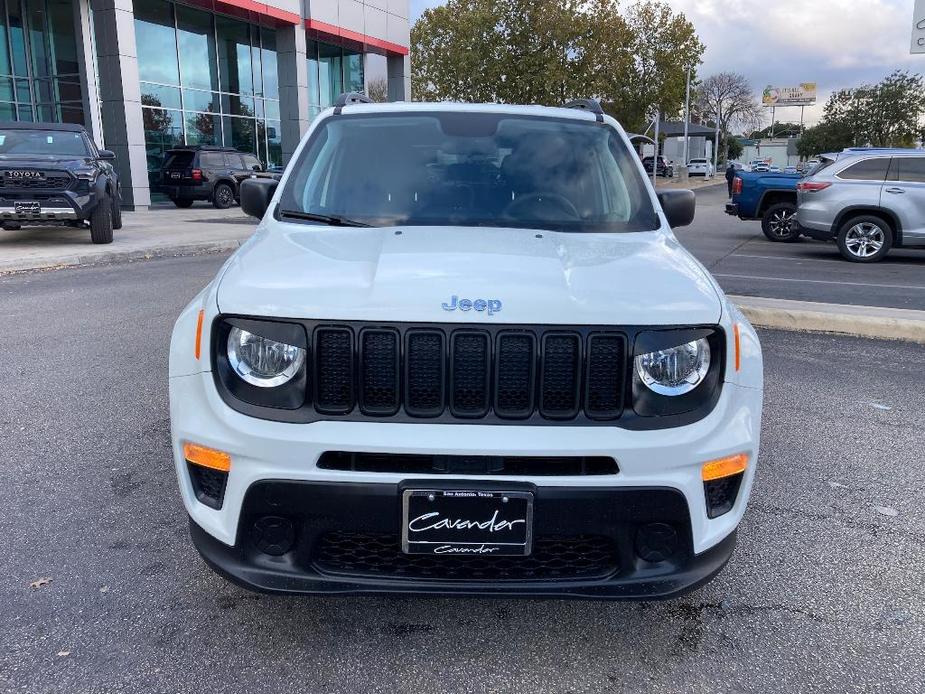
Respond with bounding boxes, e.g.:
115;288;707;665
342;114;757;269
713;273;925;291
728;253;925;268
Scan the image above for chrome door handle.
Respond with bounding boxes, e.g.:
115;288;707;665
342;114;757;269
885;187;905;194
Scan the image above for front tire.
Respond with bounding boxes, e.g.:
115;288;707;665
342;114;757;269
212;182;235;209
761;202;801;242
89;197;114;244
111;188;123;230
836;215;892;262
172;198;194;208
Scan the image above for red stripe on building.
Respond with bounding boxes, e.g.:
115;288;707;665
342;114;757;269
212;0;301;26
305;18;409;56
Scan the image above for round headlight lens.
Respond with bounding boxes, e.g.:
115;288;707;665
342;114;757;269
227;326;305;388
635;338;711;396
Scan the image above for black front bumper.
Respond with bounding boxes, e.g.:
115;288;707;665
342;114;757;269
0;189;98;222
190;480;736;599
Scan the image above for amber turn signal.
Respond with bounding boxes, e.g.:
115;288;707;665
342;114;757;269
183;442;231;472
701;453;748;481
194;309;205;360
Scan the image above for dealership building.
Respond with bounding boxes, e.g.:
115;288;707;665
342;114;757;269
0;0;410;208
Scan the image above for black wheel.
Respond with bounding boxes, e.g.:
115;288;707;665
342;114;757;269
172;198;194;208
836;215;892;262
89;196;114;244
212;182;235;209
761;202;801;242
111;187;123;230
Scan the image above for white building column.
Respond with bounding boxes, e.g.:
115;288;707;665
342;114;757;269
90;0;150;210
72;0;103;146
277;23;310;165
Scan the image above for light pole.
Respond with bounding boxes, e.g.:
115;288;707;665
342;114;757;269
712;108;720;176
682;66;691;171
653;112;660;186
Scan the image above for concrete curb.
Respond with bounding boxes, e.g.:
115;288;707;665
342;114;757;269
0;239;244;274
731;295;925;345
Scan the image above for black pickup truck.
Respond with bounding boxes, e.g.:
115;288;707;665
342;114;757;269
0;121;121;244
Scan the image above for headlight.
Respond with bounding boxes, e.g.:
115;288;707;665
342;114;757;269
227;326;305;387
634;338;711;396
73;169;96;181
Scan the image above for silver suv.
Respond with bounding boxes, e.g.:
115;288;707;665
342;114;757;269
797;148;925;262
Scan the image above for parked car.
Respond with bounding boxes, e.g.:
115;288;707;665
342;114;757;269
726;168;801;241
642;155;674;177
783;166;799;174
0;121;121;244
687;158;714;177
768;165;781;173
749;160;770;173
158;146;270;209
169;95;763;599
797;148;925;262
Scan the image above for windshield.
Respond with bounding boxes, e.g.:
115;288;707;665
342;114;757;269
278;112;660;233
0;129;90;157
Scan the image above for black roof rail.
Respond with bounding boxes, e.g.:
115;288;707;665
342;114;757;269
563;98;605;123
333;92;374;115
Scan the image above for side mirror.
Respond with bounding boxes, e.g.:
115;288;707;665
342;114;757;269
251;164;262;172
657;189;695;228
240;178;278;219
98;149;116;161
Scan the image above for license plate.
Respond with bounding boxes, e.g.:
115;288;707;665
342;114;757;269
169;171;180;179
14;202;40;215
401;489;533;556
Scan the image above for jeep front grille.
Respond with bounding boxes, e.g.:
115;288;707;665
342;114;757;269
302;324;627;422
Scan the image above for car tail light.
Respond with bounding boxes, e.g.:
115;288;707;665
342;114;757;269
732;177;742;195
191;168;203;182
797;181;831;192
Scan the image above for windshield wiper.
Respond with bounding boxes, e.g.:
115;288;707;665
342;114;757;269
278;209;370;227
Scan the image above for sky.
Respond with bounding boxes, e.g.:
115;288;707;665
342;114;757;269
409;0;925;127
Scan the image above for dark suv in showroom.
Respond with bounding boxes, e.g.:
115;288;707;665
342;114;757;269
0;121;121;244
159;146;270;209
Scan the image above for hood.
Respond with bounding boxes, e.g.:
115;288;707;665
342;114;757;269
217;224;723;326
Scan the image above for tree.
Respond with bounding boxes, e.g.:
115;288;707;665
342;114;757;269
726;137;743;161
693;72;763;137
366;76;389;103
410;0;703;132
750;122;802;139
823;71;925;148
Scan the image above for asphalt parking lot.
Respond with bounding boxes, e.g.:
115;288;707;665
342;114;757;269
678;184;925;311
1;255;923;693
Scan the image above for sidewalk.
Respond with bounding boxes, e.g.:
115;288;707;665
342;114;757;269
0;204;256;273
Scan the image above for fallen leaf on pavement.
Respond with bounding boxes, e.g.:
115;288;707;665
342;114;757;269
875;506;898;517
29;578;52;589
57;650;70;657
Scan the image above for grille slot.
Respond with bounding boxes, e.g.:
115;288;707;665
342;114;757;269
585;334;626;419
494;332;536;418
404;330;445;416
358;328;400;415
313;532;620;581
317;452;618;475
314;327;355;414
539;333;582;419
449;331;491;417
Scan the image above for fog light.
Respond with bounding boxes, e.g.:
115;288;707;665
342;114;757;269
252;516;295;556
635;522;679;563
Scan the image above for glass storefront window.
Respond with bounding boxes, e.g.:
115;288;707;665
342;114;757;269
134;0;282;180
306;41;364;115
0;0;84;124
176;5;218;92
134;0;179;86
217;15;252;95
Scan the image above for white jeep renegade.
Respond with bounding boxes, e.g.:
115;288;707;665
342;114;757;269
169;96;763;599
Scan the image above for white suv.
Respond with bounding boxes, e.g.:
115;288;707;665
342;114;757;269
169;96;763;599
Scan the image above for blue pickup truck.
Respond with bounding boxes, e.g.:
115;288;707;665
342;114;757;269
725;171;801;242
